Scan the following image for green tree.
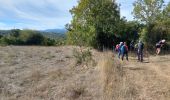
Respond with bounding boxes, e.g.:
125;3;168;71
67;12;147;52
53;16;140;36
10;29;21;37
67;0;120;49
133;0;164;24
156;3;170;51
19;30;45;45
133;0;165;47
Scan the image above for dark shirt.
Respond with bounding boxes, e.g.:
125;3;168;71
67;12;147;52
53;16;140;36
138;42;144;51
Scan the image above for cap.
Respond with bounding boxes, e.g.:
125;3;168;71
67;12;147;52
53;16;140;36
161;39;165;43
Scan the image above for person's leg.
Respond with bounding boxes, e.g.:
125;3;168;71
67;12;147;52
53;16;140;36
141;51;143;62
138;51;140;61
126;52;128;61
118;51;120;59
156;48;158;54
158;48;161;54
157;48;161;55
122;53;124;61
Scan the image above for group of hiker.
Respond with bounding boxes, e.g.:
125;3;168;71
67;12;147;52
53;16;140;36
115;39;165;62
115;42;128;61
114;39;166;62
115;40;144;62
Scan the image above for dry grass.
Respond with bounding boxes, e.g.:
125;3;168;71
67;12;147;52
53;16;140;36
0;46;170;100
97;52;170;100
97;53;129;100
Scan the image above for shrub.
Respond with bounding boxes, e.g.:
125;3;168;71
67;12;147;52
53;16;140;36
73;48;92;65
43;38;56;46
19;30;45;45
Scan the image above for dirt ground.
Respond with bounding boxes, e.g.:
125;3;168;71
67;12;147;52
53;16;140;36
0;46;170;100
122;54;170;100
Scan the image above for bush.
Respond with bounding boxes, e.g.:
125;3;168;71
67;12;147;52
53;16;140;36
44;38;56;46
26;33;44;45
73;48;92;65
0;36;22;45
19;30;45;45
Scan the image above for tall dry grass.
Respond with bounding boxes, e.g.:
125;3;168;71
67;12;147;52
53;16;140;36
97;53;139;100
97;54;123;99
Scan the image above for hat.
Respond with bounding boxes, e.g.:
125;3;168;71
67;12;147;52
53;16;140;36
161;39;166;43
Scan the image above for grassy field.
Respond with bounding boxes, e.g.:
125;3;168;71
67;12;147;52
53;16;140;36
0;46;170;100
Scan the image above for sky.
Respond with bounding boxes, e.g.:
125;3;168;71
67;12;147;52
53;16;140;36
0;0;169;30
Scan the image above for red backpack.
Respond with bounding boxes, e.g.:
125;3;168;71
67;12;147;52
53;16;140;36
115;44;120;51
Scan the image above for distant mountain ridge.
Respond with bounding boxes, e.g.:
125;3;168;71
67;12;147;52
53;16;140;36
43;28;67;34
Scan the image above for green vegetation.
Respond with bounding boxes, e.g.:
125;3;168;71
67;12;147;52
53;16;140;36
0;29;66;46
66;0;170;51
67;0;121;49
0;0;170;51
66;0;145;49
133;0;170;49
0;29;65;46
73;48;93;65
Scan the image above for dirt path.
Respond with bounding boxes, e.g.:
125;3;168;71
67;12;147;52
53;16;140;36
122;55;170;100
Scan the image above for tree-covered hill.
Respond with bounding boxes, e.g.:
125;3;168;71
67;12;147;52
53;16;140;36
0;29;66;46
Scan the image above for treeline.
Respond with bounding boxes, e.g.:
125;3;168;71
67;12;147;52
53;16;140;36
66;0;170;50
133;0;170;50
0;29;65;46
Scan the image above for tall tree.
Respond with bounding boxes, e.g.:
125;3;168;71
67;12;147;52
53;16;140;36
132;0;164;47
133;0;164;25
155;2;170;40
67;0;120;49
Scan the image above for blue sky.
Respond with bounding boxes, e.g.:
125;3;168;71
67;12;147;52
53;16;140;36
0;0;169;30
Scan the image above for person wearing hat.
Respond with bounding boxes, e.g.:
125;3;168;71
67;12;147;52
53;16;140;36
156;39;166;55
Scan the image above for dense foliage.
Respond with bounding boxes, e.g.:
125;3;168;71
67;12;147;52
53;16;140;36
67;0;120;49
133;0;170;49
0;29;65;46
66;0;170;51
67;0;145;49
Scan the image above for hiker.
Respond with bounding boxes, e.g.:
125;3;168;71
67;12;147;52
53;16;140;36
121;42;128;61
134;43;138;54
137;40;144;62
112;41;115;53
130;40;134;51
118;42;123;59
115;44;119;52
156;39;166;55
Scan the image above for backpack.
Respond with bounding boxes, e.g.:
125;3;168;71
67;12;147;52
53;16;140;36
121;45;127;53
115;44;119;51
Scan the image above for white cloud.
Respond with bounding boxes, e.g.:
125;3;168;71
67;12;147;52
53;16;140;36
0;0;77;30
0;0;169;29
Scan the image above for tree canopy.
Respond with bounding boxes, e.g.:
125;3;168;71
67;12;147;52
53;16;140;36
67;0;121;49
66;0;170;51
133;0;170;49
133;0;164;25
